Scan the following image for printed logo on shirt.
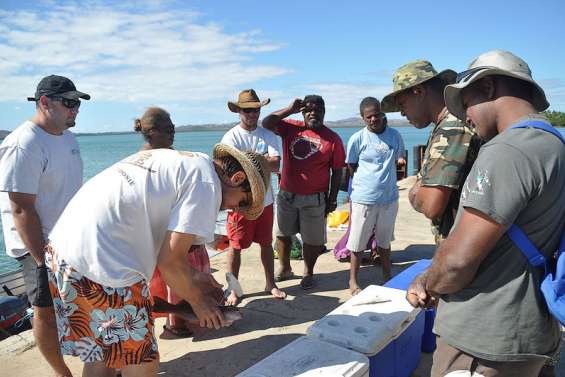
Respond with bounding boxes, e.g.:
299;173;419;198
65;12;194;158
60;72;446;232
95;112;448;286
373;142;390;156
462;168;490;200
121;151;156;172
290;136;322;160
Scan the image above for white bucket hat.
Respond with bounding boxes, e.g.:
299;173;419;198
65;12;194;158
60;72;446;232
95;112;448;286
444;50;549;120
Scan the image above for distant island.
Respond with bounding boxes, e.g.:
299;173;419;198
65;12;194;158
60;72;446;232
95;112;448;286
0;118;411;139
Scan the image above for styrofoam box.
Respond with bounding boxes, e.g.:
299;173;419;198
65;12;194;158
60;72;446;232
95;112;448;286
306;285;423;377
236;336;370;377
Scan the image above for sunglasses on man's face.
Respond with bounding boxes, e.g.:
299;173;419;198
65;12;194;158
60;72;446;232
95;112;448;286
49;96;81;109
241;108;260;114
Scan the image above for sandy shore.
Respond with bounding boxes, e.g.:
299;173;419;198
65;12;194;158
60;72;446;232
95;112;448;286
0;176;438;376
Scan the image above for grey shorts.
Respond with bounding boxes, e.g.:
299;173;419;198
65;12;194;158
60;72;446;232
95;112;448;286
275;190;326;246
17;253;53;307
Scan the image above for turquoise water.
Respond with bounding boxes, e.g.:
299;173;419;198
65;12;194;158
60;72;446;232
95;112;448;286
7;125;547;274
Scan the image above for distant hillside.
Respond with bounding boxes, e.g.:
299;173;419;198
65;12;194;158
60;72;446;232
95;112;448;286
0;117;411;139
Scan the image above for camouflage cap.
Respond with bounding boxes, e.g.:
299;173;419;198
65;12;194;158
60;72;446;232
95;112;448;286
381;60;456;113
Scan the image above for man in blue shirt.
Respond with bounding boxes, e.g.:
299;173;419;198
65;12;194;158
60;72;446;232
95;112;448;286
346;97;406;294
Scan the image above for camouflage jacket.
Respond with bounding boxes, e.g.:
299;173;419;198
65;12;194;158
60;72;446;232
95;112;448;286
418;111;481;240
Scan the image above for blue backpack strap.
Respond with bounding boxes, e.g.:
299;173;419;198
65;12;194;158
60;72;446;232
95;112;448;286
507;224;547;269
510;120;565;144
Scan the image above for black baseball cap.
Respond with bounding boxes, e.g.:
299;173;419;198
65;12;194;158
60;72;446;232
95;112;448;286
27;75;91;102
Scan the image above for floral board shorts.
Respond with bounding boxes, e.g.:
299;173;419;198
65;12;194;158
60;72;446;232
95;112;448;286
45;245;158;369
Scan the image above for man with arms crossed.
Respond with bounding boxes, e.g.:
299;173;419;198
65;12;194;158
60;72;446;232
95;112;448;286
346;97;406;293
263;95;346;290
222;89;285;305
407;50;564;376
381;61;479;245
0;75;89;377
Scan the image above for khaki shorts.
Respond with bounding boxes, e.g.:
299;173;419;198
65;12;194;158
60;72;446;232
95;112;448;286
275;190;326;246
432;337;545;377
346;201;398;252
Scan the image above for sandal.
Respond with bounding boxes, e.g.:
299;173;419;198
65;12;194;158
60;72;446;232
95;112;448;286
161;325;193;339
274;271;295;282
300;275;315;290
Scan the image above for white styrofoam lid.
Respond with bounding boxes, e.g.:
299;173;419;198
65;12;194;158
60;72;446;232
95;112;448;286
306;285;421;355
236;336;369;377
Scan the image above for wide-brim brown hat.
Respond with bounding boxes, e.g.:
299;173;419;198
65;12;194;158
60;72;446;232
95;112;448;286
445;50;549;121
213;143;271;220
381;60;456;113
228;89;270;113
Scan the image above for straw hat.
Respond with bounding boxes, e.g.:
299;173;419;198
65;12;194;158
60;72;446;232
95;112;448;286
213;143;271;220
444;50;549;120
227;89;270;113
381;60;456;113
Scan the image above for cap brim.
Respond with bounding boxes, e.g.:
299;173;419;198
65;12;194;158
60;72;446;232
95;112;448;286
227;98;270;113
212;143;269;220
444;68;549;121
381;69;457;113
60;90;91;100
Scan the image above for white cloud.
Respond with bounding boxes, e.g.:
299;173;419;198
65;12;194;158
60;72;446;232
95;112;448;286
0;3;289;102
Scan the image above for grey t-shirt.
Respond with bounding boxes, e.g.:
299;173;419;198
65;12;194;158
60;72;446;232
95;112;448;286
434;118;565;362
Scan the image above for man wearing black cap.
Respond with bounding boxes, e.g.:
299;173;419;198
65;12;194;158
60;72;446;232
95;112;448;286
263;95;346;290
0;75;90;376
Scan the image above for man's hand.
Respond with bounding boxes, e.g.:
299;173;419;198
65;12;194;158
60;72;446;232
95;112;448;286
189;271;226;329
288;98;304;114
397;158;407;167
325;199;337;216
406;273;436;309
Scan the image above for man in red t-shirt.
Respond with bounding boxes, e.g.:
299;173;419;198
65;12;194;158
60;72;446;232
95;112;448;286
263;95;346;289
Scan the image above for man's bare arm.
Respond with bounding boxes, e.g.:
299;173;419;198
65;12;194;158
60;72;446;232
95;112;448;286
425;207;507;295
325;168;342;215
266;155;281;173
408;180;453;219
9;192;46;265
157;231;226;329
261;98;303;133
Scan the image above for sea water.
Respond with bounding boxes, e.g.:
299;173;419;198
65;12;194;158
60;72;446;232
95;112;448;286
0;126;436;274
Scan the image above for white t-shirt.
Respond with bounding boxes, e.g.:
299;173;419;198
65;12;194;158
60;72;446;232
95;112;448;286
0;121;83;257
49;149;222;288
221;125;280;206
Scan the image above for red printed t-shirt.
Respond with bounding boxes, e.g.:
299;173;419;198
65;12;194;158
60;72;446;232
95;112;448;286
275;119;346;195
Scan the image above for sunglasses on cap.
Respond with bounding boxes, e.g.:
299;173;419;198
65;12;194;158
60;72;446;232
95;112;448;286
49;96;81;109
456;66;497;84
241;108;260;114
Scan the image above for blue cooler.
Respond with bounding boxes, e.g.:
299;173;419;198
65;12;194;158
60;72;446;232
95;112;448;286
385;259;436;353
307;285;424;377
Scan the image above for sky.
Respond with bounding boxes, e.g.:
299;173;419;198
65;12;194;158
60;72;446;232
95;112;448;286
0;0;564;133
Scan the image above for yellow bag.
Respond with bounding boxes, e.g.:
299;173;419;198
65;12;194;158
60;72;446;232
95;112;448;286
327;210;349;228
